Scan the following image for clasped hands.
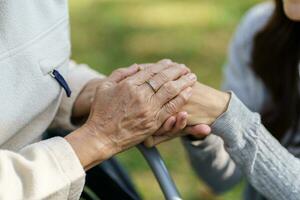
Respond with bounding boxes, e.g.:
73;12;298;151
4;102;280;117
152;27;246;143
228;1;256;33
66;59;230;170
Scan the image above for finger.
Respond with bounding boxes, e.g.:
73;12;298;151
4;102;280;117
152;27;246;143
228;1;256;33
138;63;153;70
146;64;189;92
154;117;176;136
138;59;173;71
154;73;196;107
157;59;191;73
154;111;187;136
158;87;193;123
157;59;173;65
96;79;116;91
184;124;211;137
158;112;187;137
146;111;189;147
175;112;188;130
109;64;139;83
154;116;176;136
125;63;171;85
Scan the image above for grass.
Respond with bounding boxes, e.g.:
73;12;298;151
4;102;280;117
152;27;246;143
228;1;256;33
69;0;262;199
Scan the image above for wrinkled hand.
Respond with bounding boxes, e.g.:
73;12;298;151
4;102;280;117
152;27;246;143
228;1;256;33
66;60;197;169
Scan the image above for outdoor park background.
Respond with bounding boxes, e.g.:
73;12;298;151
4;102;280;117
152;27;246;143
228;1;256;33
70;0;263;199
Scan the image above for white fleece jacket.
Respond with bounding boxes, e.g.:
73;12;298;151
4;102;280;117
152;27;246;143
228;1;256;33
0;1;104;199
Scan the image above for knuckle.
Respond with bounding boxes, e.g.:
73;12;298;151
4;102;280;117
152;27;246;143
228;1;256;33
151;63;168;74
180;74;194;85
165;101;177;114
183;74;192;83
122;80;134;90
144;66;156;76
179;92;189;103
99;80;114;90
113;68;125;76
116;68;126;73
176;64;188;73
159;58;173;64
176;63;185;69
166;82;178;94
156;71;169;83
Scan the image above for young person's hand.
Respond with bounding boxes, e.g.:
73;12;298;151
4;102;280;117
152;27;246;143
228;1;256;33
144;82;230;147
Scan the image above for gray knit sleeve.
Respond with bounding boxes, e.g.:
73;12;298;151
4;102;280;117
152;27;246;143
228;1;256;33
212;93;300;200
182;135;243;194
222;2;274;112
182;3;275;193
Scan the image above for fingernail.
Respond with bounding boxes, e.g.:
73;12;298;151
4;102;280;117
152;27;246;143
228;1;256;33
188;73;197;81
182;112;188;118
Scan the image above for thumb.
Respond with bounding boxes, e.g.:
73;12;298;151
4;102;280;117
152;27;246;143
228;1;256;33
184;124;211;138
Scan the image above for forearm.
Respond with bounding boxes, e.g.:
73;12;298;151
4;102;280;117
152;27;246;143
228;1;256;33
212;93;300;200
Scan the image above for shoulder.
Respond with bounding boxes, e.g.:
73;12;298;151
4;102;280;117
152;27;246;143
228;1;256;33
223;3;274;111
228;2;275;66
233;2;275;48
242;2;275;27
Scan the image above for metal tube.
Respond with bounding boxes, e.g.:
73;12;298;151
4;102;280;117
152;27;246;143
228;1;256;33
137;144;182;200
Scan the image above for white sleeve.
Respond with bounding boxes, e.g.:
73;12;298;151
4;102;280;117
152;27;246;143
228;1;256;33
0;137;85;200
51;60;105;130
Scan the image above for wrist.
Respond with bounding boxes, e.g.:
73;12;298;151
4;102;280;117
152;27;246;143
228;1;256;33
215;91;231;119
65;123;117;170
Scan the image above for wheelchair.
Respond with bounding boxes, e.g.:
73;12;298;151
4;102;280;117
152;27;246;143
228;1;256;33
46;129;182;200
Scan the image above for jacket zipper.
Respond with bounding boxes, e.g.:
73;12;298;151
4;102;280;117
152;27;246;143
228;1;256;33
49;69;72;97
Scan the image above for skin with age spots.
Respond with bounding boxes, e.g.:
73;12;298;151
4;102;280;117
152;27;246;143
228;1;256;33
66;60;197;170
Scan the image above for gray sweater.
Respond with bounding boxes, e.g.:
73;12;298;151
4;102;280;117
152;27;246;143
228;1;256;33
183;2;300;200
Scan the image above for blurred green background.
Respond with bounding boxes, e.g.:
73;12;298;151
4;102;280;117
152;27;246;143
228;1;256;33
70;0;262;199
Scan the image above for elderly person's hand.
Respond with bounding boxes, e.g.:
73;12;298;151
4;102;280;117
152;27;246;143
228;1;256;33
144;82;230;147
71;60;186;123
65;60;197;170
